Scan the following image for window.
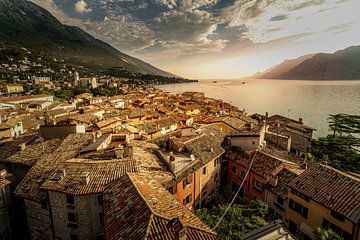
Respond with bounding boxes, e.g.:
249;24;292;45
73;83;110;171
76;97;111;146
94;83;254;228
97;195;103;206
231;181;239;193
253;178;264;192
202;166;207;175
288;199;308;218
70;234;78;240
122;208;133;220
231;166;237;174
99;212;103;226
214;173;219;183
183;193;192;205
67;212;77;224
168;184;177;194
183;176;192;189
240;171;245;179
275;196;285;209
288;220;297;234
66;195;75;205
322;219;351;239
276;196;284;207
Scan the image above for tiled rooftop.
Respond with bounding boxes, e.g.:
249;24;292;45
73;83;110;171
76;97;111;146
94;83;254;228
41;159;137;195
103;172;217;240
288;164;360;223
227;150;283;178
15;133;94;202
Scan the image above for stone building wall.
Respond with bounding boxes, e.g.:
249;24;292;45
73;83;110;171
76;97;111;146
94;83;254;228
24;199;54;240
48;191;104;240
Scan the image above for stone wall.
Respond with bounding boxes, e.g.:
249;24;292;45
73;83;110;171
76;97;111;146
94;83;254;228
48;191;104;240
24;199;54;240
265;132;291;152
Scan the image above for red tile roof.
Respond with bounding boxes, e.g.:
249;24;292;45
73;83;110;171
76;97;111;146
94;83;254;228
288;164;360;222
227;150;283;178
103;172;218;240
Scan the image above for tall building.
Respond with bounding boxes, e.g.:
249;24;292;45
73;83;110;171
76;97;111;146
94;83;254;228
74;71;79;87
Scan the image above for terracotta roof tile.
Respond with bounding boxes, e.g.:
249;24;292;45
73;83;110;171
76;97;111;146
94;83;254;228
103;172;217;240
288;164;360;222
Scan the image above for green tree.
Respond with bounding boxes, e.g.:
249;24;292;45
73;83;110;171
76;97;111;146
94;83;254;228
311;114;360;173
196;201;269;240
314;228;343;240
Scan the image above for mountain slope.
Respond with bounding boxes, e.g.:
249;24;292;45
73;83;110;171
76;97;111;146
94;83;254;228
278;46;360;80
256;54;315;79
0;0;174;77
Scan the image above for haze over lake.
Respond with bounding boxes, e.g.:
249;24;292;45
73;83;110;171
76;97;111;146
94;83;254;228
158;79;360;138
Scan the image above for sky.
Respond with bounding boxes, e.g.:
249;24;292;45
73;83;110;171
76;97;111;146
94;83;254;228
30;0;360;79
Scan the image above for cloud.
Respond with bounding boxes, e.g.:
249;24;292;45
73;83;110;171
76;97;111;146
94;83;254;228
75;0;92;14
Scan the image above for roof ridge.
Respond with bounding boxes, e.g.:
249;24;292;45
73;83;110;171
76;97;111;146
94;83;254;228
317;163;360;182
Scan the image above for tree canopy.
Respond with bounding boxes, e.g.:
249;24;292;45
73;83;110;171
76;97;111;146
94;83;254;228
196;201;269;240
310;113;360;173
314;228;343;240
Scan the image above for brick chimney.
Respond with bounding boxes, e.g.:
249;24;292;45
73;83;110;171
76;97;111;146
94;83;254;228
166;218;187;240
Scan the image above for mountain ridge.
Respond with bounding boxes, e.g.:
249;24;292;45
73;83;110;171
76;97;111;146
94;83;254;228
0;0;175;78
253;46;360;80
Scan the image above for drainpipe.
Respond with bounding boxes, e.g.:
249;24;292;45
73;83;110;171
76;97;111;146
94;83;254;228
199;169;202;209
193;171;196;210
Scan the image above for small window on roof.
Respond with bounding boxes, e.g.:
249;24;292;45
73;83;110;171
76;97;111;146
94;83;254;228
122;207;133;220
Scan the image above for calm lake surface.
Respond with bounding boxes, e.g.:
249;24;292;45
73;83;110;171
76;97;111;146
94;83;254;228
157;79;360;138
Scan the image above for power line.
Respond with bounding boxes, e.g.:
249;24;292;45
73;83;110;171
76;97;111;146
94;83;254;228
213;149;258;230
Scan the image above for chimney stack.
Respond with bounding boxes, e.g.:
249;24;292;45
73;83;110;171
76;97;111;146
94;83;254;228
265;112;269;119
81;172;90;185
167;218;187;240
299;118;303;124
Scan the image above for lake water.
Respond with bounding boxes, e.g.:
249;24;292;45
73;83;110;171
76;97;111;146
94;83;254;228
157;79;360;138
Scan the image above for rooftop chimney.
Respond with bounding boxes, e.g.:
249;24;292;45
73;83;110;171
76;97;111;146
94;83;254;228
265;112;269;119
19;143;26;151
326;193;331;201
167;218;187;240
269;175;278;187
81;172;90;185
299;118;303;124
169;152;176;162
0;169;7;179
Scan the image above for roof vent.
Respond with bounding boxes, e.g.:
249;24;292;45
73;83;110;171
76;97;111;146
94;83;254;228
19;143;26;151
169;152;176;162
326;193;331;201
50;169;66;181
190;154;195;161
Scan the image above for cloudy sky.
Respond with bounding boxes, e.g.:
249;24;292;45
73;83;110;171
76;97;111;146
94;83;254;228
30;0;360;79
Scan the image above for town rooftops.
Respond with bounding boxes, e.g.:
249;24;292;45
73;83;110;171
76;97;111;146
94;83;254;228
15;133;94;202
288;164;360;223
0;94;53;104
266;168;298;199
5;138;63;166
268;114;315;131
41;159;137;195
227;150;284;179
103;172;217;240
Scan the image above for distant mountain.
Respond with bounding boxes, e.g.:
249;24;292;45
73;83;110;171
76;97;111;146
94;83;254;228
255;54;315;79
255;46;360;80
0;0;175;77
278;46;360;80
